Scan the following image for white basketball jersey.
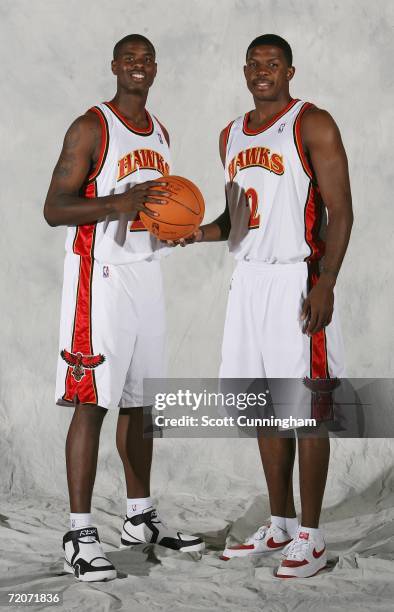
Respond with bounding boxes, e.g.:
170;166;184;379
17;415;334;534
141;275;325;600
224;99;325;264
65;101;172;264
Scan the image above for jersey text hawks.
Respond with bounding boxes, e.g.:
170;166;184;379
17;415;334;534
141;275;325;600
228;146;284;182
118;149;170;181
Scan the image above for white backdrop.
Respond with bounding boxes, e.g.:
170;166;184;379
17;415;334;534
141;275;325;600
1;0;393;510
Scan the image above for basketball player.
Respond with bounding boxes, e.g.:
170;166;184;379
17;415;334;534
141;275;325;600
44;34;203;582
183;34;353;578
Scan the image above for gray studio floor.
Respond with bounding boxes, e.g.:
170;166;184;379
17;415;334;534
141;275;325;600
1;474;394;612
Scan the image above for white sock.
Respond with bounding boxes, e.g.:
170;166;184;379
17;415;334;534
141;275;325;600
127;496;153;517
70;512;93;530
298;525;324;541
270;515;286;530
286;516;299;538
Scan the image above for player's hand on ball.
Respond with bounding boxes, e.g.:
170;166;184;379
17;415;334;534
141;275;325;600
165;228;203;247
301;279;334;336
116;180;169;217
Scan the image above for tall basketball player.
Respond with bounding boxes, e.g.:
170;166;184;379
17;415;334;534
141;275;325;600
183;34;353;578
44;34;203;582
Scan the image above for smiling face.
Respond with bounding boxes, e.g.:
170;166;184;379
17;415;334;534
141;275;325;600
111;40;157;94
244;45;295;102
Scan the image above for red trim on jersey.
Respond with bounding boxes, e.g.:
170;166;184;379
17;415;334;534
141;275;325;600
87;107;109;181
223;120;235;152
104;101;154;135
243;98;299;136
304;182;325;263
293;102;315;179
153;115;170;146
308;262;329;379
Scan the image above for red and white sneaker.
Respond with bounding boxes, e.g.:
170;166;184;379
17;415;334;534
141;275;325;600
220;523;292;560
276;528;327;578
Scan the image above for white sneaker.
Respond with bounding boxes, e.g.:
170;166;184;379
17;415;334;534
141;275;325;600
276;528;327;578
220;523;292;560
63;527;117;582
120;507;205;553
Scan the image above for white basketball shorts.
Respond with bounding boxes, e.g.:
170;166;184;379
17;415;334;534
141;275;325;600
219;260;345;379
55;253;166;409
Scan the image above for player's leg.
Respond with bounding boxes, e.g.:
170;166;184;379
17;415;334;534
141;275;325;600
298;434;330;528
220;264;292;560
62;403;117;581
250;265;298;548
257;434;297;523
116;406;152;498
117;260;204;553
262;263;337;578
66;404;107;513
56;255;134;581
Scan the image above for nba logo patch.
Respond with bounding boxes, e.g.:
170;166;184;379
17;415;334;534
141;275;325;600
278;123;286;133
103;266;109;278
157;132;163;144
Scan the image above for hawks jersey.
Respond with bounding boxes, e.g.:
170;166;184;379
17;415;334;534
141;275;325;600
65;101;172;264
224;99;325;264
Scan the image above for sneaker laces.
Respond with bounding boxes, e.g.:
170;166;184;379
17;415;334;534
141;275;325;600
248;524;269;543
286;536;311;560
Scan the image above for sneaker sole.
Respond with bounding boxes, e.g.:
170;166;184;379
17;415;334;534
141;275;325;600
120;541;205;553
276;564;328;579
221;547;286;561
63;561;117;582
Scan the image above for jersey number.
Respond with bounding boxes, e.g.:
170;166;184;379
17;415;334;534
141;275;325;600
245;187;260;229
129;213;147;232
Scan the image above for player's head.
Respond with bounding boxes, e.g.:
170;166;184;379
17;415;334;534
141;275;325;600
111;34;157;94
244;34;295;102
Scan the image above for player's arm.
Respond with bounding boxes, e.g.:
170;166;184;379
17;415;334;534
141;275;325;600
300;108;354;336
43;113;168;227
170;128;231;247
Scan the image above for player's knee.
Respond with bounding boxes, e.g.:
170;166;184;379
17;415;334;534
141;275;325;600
73;402;108;421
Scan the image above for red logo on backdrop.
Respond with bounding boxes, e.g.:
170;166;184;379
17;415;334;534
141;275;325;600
61;349;106;382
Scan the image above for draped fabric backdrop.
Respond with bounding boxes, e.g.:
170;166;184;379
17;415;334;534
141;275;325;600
1;1;393;610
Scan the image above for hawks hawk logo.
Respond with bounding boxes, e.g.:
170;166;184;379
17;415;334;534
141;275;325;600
61;349;106;382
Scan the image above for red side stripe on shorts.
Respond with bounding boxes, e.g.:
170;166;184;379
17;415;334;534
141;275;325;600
63;185;98;404
308;263;329;379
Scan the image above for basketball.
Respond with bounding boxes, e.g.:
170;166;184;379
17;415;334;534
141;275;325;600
140;175;205;241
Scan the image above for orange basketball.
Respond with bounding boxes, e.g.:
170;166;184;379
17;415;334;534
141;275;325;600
140;175;205;241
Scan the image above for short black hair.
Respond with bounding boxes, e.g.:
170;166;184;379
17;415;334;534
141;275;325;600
113;34;156;60
246;34;293;66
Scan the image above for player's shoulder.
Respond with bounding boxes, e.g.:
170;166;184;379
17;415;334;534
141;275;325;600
300;103;340;144
61;110;101;151
301;104;337;129
219;115;242;144
67;110;101;135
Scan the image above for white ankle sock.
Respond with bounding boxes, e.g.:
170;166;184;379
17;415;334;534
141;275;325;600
298;525;323;540
286;517;299;538
127;496;153;517
270;515;286;530
70;512;93;530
